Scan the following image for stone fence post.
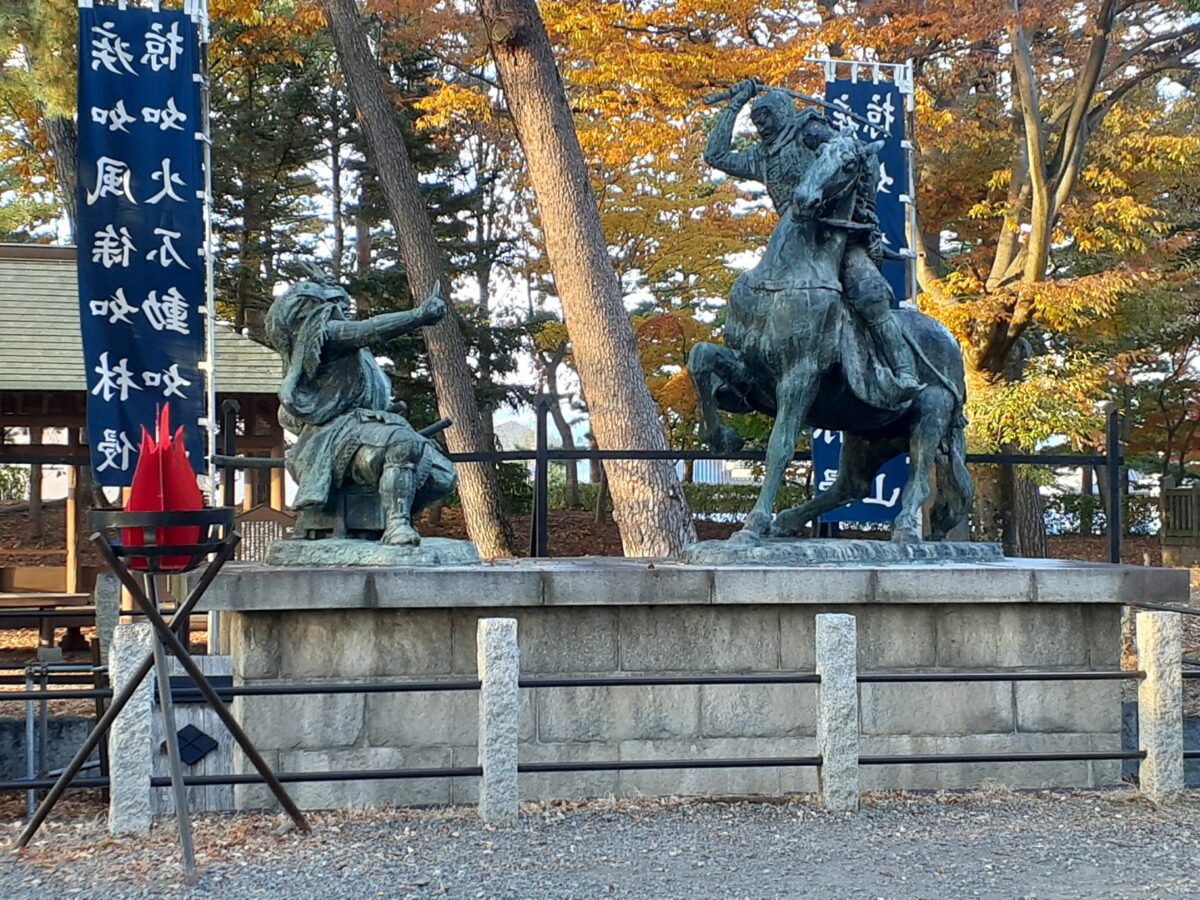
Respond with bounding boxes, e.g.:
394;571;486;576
108;622;155;834
816;613;859;811
93;573;120;665
477;617;519;823
1136;610;1184;803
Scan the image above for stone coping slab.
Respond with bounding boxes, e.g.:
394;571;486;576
681;538;1002;566
264;537;479;567
198;556;1189;612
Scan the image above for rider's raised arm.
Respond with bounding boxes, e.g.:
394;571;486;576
704;99;759;183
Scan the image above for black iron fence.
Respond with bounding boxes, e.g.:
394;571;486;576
211;399;1127;563
0;400;1125;561
3;663;1179;795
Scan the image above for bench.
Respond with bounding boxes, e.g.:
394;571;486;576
0;592;92;651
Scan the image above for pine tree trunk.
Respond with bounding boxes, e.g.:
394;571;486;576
1015;476;1048;557
28;428;43;540
595;467;611;525
479;0;695;556
330;105;345;279
321;0;514;557
972;464;1014;550
547;400;580;508
543;366;580;507
355;216;372;276
43;116;77;235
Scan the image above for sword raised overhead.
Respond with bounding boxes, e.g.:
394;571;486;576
702;81;892;140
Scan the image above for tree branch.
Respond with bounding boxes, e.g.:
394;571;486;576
1100;21;1200;82
1008;9;1052;282
1046;0;1118;218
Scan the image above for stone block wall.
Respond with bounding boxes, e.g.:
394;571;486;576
227;601;1123;810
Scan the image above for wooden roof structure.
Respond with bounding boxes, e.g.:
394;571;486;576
0;243;289;593
0;243;285;460
0;243;280;394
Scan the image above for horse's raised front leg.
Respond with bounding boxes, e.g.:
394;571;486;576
688;342;752;455
741;367;818;538
773;435;898;537
893;389;954;543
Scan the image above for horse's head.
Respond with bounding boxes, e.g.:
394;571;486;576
791;134;884;219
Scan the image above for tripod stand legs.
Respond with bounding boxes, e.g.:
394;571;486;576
15;539;237;851
16;531;309;862
97;537;310;834
149;576;198;884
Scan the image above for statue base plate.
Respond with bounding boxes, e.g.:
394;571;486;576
680;537;1002;567
265;537;480;568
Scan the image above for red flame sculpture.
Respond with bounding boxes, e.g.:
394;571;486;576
121;404;204;571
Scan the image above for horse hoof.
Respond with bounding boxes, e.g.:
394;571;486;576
771;510;806;537
735;512;771;542
891;527;920;544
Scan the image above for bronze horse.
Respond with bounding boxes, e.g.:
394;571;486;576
688;133;972;542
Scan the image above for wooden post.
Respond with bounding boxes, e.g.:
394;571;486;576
242;467;256;513
29;426;43;539
65;429;81;594
270;444;285;511
65;467;79;594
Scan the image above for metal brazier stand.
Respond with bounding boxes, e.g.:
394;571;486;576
15;509;309;881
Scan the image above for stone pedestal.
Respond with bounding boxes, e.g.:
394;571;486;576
681;538;1002;566
264;536;479;567
201;556;1188;810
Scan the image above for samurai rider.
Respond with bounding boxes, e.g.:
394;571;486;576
264;274;457;546
704;78;923;400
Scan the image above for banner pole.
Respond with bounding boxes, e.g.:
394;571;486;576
195;0;222;651
904;59;919;307
199;1;217;508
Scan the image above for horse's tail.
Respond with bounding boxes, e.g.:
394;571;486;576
931;398;973;539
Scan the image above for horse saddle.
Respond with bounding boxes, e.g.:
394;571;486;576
838;311;915;415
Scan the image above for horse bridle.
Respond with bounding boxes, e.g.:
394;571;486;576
808;144;875;232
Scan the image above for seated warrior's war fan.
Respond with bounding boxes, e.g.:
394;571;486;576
121;404;204;572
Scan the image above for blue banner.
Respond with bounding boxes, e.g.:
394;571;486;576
811;429;910;524
77;5;206;486
816;68;913;523
825;77;909;305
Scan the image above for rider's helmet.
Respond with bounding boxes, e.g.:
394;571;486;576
749;90;796;144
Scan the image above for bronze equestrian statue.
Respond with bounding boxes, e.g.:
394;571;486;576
688;80;972;542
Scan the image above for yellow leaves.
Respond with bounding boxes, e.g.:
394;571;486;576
1081;163;1128;194
923;270;1150;348
914;86;954;133
532;319;572;356
966;355;1112;451
1017;271;1145;332
416;82;495;132
210;0;266;25
294;4;327;32
210;1;326;71
652;369;700;420
941;270;984;298
967;199;1004;220
1064;196;1165;255
985;169;1011;192
634;308;716;445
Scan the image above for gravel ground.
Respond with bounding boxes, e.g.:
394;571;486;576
1;791;1198;899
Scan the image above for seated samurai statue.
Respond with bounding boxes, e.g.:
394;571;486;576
264;273;457;547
